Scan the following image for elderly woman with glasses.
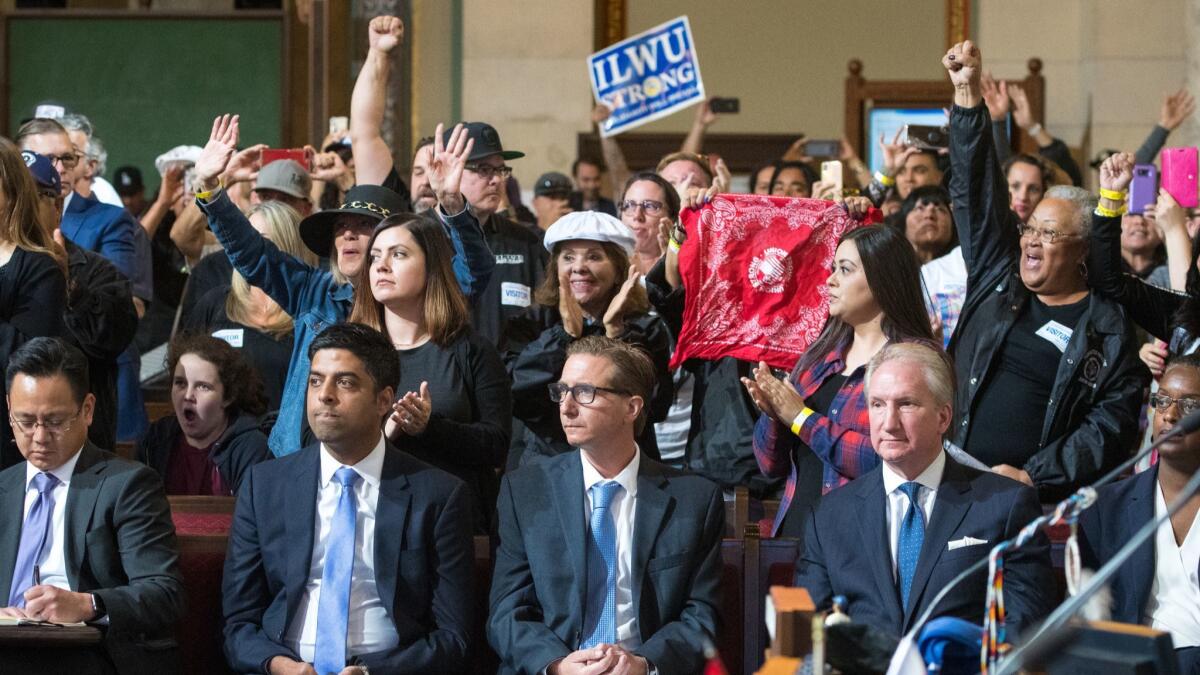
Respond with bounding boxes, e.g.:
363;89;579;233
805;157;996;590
507;211;673;466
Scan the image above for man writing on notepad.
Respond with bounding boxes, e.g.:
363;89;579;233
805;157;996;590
0;338;184;673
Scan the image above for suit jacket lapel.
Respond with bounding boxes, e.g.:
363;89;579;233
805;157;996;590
631;461;671;626
551;453;588;616
904;458;973;627
64;444;107;591
284;448;320;622
373;446;410;618
856;470;904;628
0;465;29;596
1130;467;1157;622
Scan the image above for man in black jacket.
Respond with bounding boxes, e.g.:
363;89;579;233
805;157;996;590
943;40;1147;502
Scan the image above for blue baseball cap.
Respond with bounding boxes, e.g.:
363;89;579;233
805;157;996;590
21;150;61;196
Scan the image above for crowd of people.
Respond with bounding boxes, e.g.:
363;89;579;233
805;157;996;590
1;12;1199;673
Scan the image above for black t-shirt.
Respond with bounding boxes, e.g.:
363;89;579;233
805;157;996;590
778;372;847;539
185;286;294;412
380;167;414;212
966;295;1089;469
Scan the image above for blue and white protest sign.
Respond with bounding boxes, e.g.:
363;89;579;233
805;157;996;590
589;16;705;137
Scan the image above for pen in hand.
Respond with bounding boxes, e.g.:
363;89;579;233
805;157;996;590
32;565;40;587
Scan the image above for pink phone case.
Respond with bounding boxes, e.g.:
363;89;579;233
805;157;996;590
1161;147;1199;208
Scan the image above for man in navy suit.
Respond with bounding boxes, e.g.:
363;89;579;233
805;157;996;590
1079;354;1200;672
488;336;722;675
222;323;474;674
795;342;1053;639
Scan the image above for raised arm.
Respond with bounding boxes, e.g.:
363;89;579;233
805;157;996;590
1009;83;1083;186
428;122;496;300
1135;89;1195;165
980;71;1013;163
679;98;717;155
594;104;631;197
351;15;404;185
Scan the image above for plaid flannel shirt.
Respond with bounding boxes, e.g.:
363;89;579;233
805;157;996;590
753;343;878;537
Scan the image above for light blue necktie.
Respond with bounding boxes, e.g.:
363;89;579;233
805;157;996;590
897;481;926;610
315;467;360;674
8;472;60;608
581;481;623;648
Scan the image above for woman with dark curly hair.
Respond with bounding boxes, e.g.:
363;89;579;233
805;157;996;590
137;333;271;495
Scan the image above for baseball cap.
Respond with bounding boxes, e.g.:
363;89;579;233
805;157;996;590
113;166;144;197
534;172;572;198
254;160;312;200
298;184;408;257
21;151;61;196
543;210;635;255
442;122;524;162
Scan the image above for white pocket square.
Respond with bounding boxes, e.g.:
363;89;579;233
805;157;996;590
947;536;988;551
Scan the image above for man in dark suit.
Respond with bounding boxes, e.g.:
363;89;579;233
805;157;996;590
1079;354;1200;672
488;336;723;675
0;337;184;674
795;342;1053;639
222;323;474;674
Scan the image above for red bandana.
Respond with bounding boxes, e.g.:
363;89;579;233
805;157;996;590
671;195;874;370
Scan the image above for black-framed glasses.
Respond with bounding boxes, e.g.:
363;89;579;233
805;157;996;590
618;199;664;215
548;382;631;404
45;153;79;169
464;164;513;180
1016;222;1080;245
1150;393;1200;416
10;409;82;438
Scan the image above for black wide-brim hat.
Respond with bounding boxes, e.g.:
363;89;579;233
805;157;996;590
444;122;525;161
299;184;408;257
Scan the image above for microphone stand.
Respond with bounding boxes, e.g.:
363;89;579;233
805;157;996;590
995;462;1200;674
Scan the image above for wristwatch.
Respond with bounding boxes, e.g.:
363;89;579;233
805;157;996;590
90;592;106;620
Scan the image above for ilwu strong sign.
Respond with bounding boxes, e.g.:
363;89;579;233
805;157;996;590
589;16;706;137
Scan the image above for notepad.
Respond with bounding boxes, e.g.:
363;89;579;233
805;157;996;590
0;616;86;627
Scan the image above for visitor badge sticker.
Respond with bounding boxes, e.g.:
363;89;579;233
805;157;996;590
501;282;531;307
589;16;705;137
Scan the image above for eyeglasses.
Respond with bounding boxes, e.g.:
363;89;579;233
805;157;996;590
1150;393;1200;416
464;164;513;180
1016;222;1081;245
45;153;79;169
548;382;631;405
618;199;664;215
10;409;82;438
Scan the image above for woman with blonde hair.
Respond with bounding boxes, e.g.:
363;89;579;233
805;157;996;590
350;212;510;534
185;200;317;412
0;137;67;466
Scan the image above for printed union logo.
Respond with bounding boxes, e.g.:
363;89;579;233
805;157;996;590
642;76;664;97
748;247;791;294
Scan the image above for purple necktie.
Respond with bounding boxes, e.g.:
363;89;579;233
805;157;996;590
8;472;60;608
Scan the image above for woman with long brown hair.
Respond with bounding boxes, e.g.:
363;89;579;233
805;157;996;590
350;212;510;534
0;138;67;466
507;211;673;465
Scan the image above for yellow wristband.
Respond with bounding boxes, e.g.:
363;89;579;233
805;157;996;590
1098;188;1127;202
194;181;223;202
789;407;815;436
874;171;896;187
667;239;681;253
1095;204;1126;218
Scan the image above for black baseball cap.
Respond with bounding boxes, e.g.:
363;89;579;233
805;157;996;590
113;166;144;197
534;172;572;197
299;184;408;257
442;122;524;162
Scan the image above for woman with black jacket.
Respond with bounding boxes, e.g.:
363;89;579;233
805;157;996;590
507;210;673;465
138;333;271;495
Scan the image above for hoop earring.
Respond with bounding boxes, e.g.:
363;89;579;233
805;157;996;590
1078;260;1089;279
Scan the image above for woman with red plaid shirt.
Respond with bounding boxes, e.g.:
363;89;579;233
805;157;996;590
744;212;936;537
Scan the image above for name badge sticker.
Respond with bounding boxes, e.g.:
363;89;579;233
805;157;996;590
501;282;531;307
212;328;245;348
1035;320;1073;353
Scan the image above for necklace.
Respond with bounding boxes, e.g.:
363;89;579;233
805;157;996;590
392;334;431;349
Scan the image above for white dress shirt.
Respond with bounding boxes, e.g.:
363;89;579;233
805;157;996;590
23;447;85;592
284;436;399;663
881;451;946;581
1145;481;1200;649
581;448;641;648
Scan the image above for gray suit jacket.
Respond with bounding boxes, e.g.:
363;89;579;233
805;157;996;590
487;451;723;675
0;442;185;674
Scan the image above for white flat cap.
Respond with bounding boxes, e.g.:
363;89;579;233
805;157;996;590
154;145;203;177
543;210;636;256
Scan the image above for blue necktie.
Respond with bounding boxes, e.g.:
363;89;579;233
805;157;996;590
897;481;926;610
582;481;622;648
8;472;60;608
315;467;360;674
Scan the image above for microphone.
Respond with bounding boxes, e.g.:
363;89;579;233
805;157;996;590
897;407;1200;653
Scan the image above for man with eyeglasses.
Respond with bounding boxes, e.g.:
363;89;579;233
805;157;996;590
489;336;721;675
435;121;548;347
944;41;1145;502
1079;353;1200;673
0;338;183;673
